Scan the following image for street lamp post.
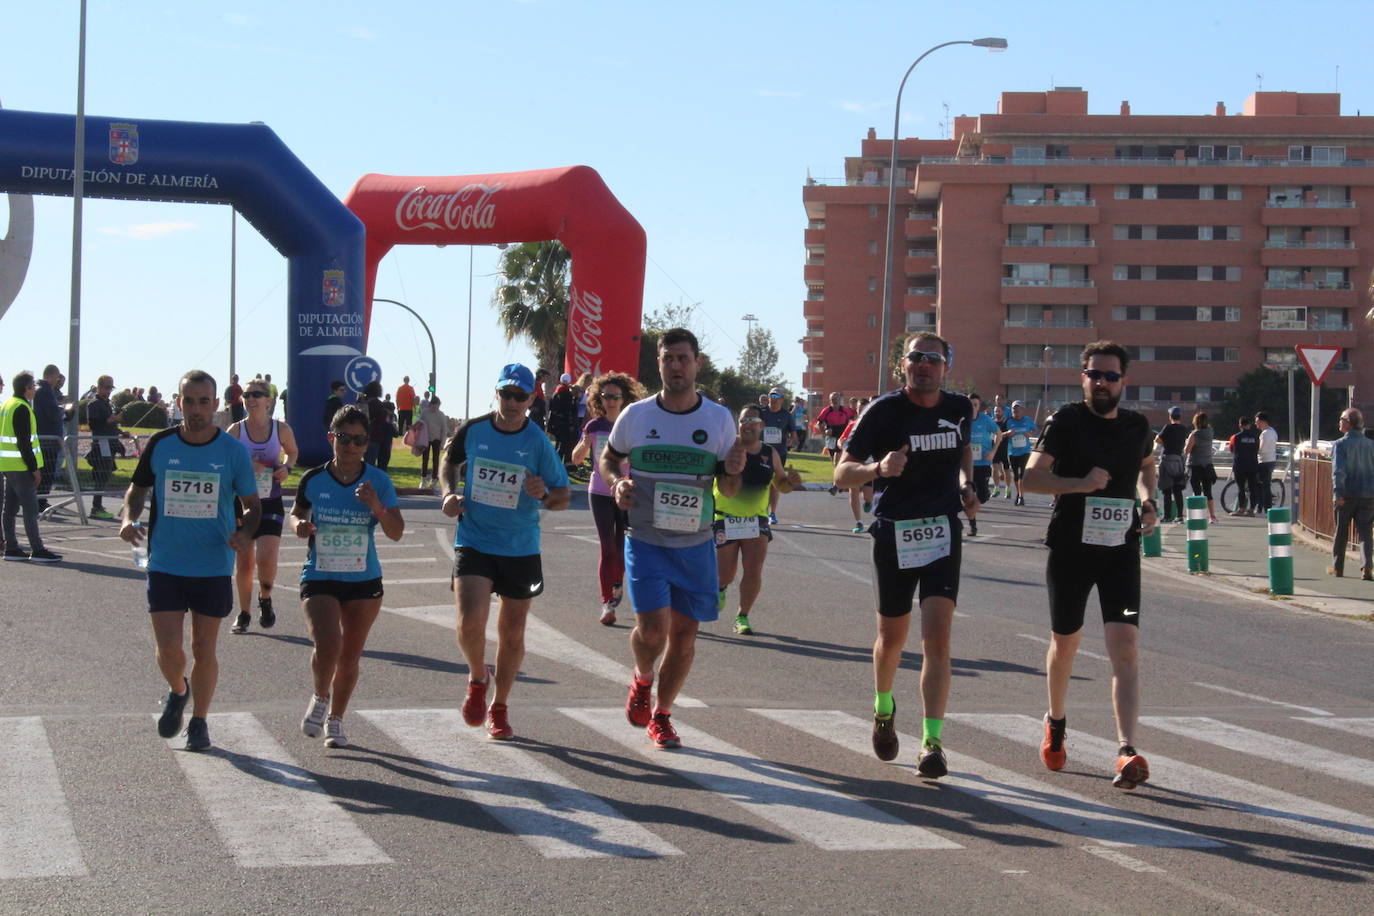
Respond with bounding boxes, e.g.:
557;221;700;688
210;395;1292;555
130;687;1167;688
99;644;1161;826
1042;344;1053;423
372;297;437;401
876;37;1008;394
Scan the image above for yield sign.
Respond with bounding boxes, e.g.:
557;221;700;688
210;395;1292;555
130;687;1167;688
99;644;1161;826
1295;345;1341;386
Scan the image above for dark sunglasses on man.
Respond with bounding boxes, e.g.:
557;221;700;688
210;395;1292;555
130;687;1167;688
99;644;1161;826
906;350;946;365
499;388;530;403
1081;369;1123;383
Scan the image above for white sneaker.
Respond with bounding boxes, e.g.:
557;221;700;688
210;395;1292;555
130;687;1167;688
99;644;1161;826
301;695;328;738
324;717;349;748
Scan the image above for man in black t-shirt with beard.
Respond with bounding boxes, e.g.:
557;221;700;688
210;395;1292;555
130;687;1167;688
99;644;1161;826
1024;340;1158;791
837;332;978;780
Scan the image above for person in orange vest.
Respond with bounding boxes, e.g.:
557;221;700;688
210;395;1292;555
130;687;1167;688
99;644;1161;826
395;376;417;435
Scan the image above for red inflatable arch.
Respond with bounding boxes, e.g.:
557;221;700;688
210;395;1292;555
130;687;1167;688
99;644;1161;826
344;166;646;381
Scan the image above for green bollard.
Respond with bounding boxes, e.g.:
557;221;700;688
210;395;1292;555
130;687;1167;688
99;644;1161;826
1141;490;1162;558
1267;507;1294;595
1186;495;1209;572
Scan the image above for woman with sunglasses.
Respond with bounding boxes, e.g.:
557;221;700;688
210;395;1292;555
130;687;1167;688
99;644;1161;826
572;371;645;625
290;405;404;747
227;379;299;633
713;405;803;635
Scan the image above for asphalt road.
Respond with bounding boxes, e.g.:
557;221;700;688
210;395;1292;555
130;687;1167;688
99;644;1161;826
3;488;1373;915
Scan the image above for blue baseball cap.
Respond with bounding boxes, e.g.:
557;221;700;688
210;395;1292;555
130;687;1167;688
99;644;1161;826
496;363;535;394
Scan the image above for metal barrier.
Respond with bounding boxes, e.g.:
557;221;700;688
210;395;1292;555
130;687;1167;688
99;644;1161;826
1297;448;1365;560
36;433;150;524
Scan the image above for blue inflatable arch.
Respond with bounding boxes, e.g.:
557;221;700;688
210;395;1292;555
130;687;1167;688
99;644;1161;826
0;109;364;464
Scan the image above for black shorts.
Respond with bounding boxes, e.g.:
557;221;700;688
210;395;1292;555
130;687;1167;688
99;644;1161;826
254;496;285;539
994;443;1010;466
453;546;544;599
1009;453;1030;479
299;577;384;602
147;572;234;618
1046;545;1141;635
973;466;992;503
871;516;962;616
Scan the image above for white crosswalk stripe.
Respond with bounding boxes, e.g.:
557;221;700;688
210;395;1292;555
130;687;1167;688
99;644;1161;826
167;712;392;867
757;709;1220;848
1139;716;1374;790
361;708;681;859
0;717;88;879
562;707;960;851
960;713;1374;850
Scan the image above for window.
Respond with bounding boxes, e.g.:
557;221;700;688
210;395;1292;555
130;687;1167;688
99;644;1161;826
866;314;876;328
867;276;877;292
866;351;876;365
1289;145;1306;162
867;240;878;255
1013;146;1046;163
869;205;879;218
1156;265;1196;281
1227;145;1243;160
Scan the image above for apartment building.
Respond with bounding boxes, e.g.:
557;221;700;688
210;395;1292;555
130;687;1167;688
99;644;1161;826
801;89;1372;421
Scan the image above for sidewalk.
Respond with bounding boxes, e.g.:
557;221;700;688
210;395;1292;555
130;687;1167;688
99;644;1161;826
1145;512;1373;619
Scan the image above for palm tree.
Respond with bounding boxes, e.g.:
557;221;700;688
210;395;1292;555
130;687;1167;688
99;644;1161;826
490;241;571;372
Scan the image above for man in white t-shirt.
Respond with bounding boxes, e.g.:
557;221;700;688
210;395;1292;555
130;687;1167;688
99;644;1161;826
1255;412;1279;514
601;329;746;749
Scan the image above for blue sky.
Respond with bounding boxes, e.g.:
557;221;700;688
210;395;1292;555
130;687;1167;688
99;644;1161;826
3;0;1372;417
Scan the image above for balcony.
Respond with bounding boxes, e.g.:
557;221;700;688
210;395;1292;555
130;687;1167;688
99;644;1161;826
903;287;936;310
1260;205;1359;227
804;263;824;284
1002;238;1096;247
905;214;936;236
1000;280;1097;306
904;312;937;332
904;250;937;274
1257;318;1359;348
1001;243;1098;265
1261;247;1359;268
999;320;1098;346
803;298;824;319
1001;278;1093;288
921;155;1374;169
1262;239;1355;248
1262;281;1353;290
1260;285;1360;309
1264;199;1356;208
1003;201;1098;225
804;228;825;246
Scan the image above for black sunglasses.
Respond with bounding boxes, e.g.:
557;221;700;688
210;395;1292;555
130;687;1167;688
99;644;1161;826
499;388;530;402
332;432;369;447
1082;369;1124;383
601;393;624;401
906;350;946;365
243;390;270;398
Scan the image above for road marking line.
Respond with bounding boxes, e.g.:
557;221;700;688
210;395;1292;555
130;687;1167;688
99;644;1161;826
1079;844;1164;873
563;535;603;546
1191;682;1331;716
961;713;1374;849
166;712;391;867
759;709;1217;848
771;530;872;585
1141;716;1374;789
380;606;705;708
1295;717;1374;739
1017;633;1110;663
0;717;88;879
360;708;680;859
564;707;959;851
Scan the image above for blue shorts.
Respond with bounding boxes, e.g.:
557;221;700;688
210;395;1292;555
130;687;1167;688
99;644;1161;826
146;572;234;618
624;537;719;622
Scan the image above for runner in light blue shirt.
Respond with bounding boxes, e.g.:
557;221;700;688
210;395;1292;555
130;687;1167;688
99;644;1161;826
1004;401;1038;506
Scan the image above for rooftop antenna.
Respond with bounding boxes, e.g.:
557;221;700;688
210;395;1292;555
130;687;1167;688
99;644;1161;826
940;101;951;138
1256;73;1263;91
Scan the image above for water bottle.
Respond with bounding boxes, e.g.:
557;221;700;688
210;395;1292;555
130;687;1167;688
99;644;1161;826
131;523;148;569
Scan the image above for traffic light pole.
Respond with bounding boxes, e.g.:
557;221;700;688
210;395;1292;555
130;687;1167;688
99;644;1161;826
372;298;437;396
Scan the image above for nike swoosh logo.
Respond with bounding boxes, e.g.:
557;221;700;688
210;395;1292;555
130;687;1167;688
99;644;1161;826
530;582;542;592
1121;609;1139;617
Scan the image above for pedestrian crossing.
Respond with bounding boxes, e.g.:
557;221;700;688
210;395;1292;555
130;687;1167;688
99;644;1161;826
4;710;1374;879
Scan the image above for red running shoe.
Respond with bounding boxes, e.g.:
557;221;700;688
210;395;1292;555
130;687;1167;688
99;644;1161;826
1113;749;1150;790
647;712;681;749
1040;714;1067;771
625;677;652;727
486;703;513;740
462;669;490;727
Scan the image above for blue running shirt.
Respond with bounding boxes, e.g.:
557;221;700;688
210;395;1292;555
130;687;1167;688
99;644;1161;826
130;428;257;577
1005;415;1037;456
294;462;398;581
970;413;999;467
445;414;569;557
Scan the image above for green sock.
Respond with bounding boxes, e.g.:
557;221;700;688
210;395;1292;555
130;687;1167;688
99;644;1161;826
874;692;894;717
922;717;944;744
717;587;727;611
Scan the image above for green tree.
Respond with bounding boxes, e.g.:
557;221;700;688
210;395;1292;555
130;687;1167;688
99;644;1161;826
490;241;571;371
1214;366;1345;441
738;326;782;388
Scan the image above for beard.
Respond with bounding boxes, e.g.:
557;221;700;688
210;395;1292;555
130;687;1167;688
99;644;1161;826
662;375;694;394
1088;388;1121;415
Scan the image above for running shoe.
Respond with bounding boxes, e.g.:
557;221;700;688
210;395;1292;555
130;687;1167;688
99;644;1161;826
324;717;349;748
486;703;514;740
768;512;779;525
3;548;29;561
461;670;490;727
1014;495;1024;507
968;520;978;538
230;610;251;634
851;522;864;534
625;676;652;727
301;694;329;738
599;602;617;626
828;485;838;496
89;508;115;520
1363;566;1373;582
184;716;211;752
157;678;190;738
1040;714;1067;771
1004;489;1012;500
258;596;276;629
29;548;62;563
916;739;947;778
1112;747;1150;790
733;614;753;635
872;707;898;762
647;712;681;749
